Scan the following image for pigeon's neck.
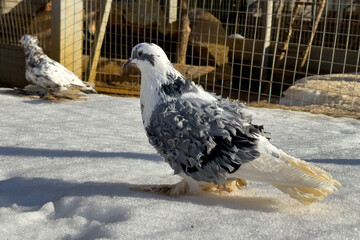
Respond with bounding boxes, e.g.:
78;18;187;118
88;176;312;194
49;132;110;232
139;63;182;127
24;45;46;67
140;69;168;128
139;64;216;127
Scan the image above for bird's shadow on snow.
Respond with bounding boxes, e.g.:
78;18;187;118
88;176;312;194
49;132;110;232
0;89;19;96
0;89;45;103
0;146;162;161
0;177;281;212
2;146;358;165
0;177;134;208
184;191;281;212
22;99;48;104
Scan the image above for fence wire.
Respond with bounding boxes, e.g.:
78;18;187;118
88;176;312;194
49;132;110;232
0;0;359;118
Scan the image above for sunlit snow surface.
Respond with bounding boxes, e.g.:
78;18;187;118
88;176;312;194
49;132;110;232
0;89;359;240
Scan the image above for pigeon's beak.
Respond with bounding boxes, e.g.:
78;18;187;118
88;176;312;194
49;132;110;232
122;58;134;69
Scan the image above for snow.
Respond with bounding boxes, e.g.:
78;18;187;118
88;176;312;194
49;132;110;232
0;88;359;240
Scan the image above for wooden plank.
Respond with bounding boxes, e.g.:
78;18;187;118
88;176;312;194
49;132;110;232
276;0;302;64
299;0;327;68
0;44;27;88
1;0;23;15
85;57;216;97
168;0;178;24
94;86;140;97
51;0;83;78
176;0;190;65
259;0;273;98
227;39;267;64
86;0;112;85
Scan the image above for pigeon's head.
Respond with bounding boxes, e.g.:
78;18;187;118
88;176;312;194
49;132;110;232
123;43;170;71
19;34;39;47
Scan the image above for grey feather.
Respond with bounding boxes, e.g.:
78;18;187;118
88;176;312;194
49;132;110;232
146;95;262;185
128;42;268;185
128;43;340;203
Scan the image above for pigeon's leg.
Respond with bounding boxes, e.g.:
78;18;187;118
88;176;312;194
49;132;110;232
132;180;189;197
42;89;56;99
132;177;248;196
132;175;201;197
201;179;248;193
39;90;48;98
55;88;84;101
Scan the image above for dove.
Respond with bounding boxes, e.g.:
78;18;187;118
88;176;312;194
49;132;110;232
124;43;340;204
19;34;96;96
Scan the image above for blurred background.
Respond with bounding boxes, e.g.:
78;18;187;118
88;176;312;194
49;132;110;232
0;0;359;118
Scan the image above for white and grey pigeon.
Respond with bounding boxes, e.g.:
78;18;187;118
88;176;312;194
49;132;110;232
19;34;96;96
123;43;341;204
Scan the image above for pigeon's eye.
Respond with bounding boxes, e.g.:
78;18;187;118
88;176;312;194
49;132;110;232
137;51;143;57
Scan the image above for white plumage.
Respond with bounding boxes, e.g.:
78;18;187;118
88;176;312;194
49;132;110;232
124;43;341;204
19;35;96;96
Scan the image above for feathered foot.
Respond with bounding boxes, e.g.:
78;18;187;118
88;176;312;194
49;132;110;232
132;178;247;197
41;89;86;101
132;179;190;197
54;89;86;101
201;179;247;193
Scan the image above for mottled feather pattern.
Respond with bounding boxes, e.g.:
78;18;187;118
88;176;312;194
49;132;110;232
146;95;261;185
161;74;194;97
20;34;96;95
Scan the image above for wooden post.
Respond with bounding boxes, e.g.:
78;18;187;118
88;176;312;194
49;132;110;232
259;0;273;98
51;0;83;78
276;0;302;64
168;0;178;24
86;0;112;85
299;0;327;68
176;0;191;65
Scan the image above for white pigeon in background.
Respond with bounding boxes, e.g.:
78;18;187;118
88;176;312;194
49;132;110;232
19;34;96;97
123;43;341;205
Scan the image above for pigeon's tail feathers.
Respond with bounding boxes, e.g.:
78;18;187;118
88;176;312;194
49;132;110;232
273;184;337;204
280;151;341;187
80;86;97;94
272;151;341;204
74;84;97;94
233;150;341;204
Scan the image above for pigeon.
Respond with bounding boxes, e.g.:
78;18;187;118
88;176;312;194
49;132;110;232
19;34;96;96
123;43;341;204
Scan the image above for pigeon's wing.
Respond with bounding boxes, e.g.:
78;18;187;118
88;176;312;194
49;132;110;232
25;70;37;84
27;64;62;90
36;58;87;89
146;97;265;184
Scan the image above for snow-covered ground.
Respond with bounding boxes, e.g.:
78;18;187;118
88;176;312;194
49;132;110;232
0;88;359;240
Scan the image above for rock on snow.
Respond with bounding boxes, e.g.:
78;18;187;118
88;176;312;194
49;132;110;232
280;73;360;110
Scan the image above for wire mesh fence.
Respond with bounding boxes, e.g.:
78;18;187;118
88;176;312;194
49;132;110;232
0;0;51;50
0;0;359;118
